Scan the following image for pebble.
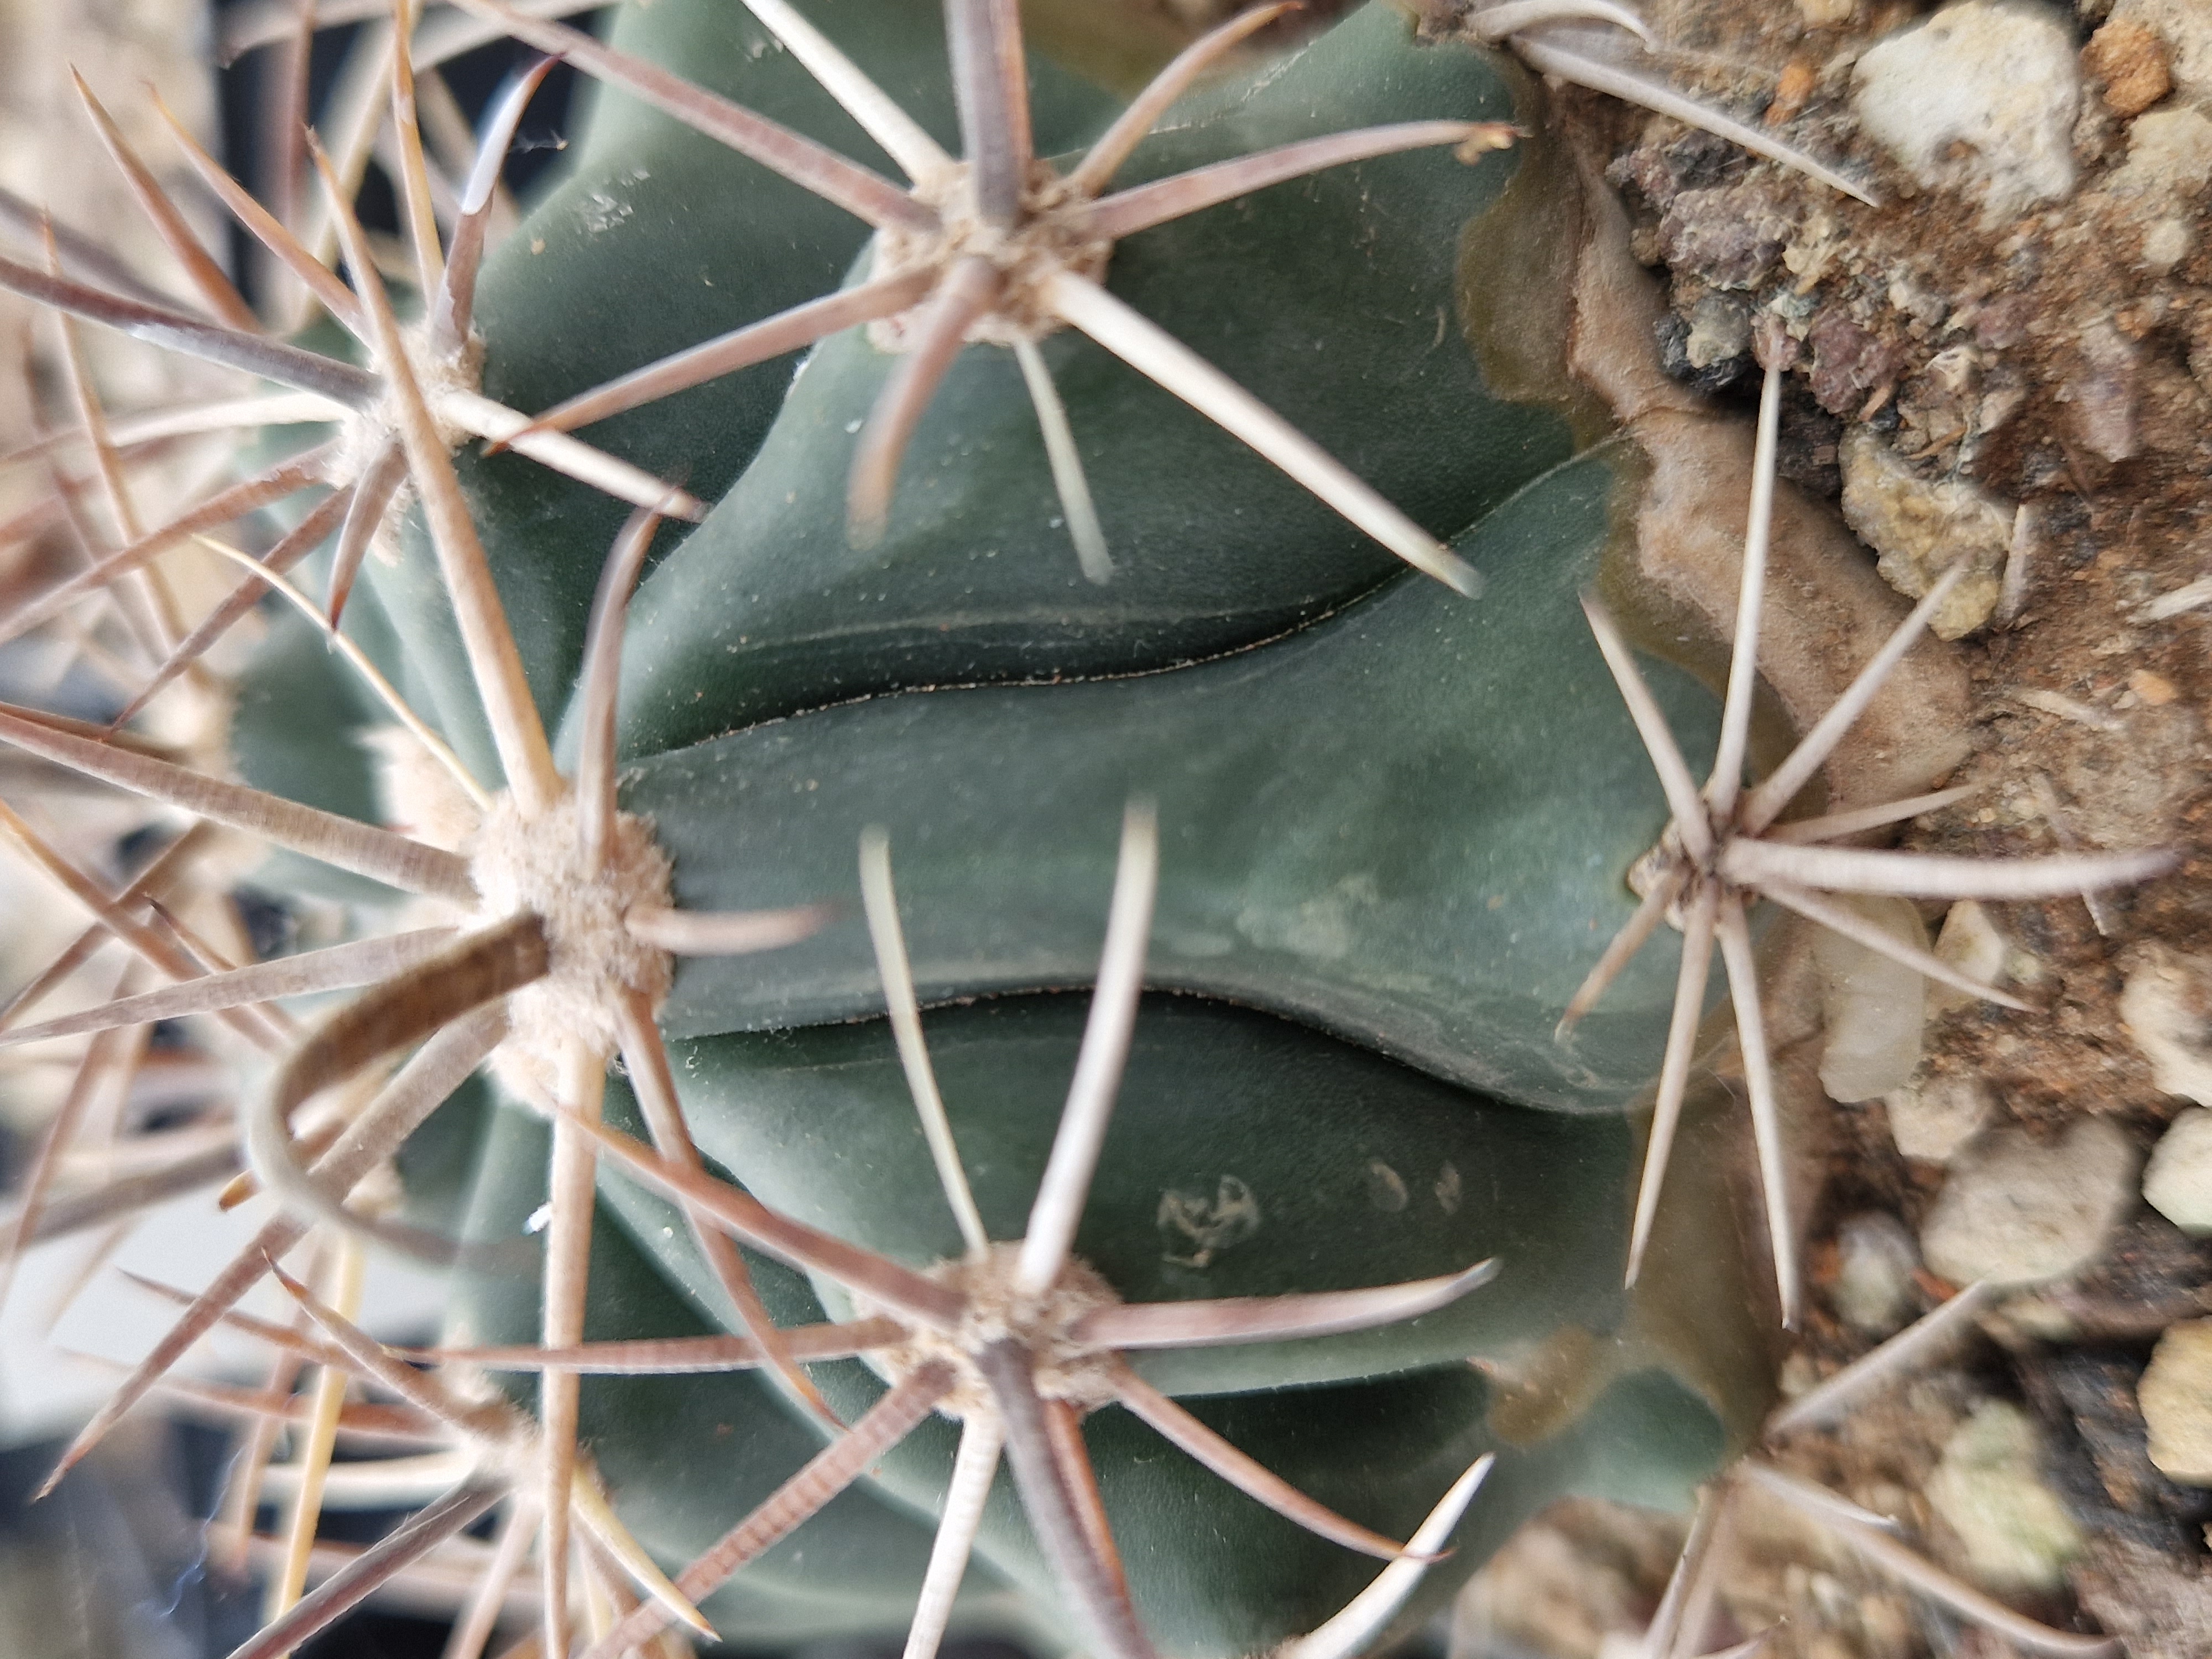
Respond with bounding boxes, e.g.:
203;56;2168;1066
1455;1504;1676;1657
1769;57;1818;125
2106;105;2212;204
2142;1109;2212;1235
2120;944;2212;1104
2111;0;2212;105
1833;1211;1922;1334
1921;1119;2138;1285
2138;1319;2212;1486
1657;191;1792;291
1931;899;2008;1017
1683;291;1752;372
2084;18;2173;118
2068;317;2141;464
1839;428;2008;637
2141;216;2193;274
1807;307;1904;415
1887;1071;1994;1163
1816;894;1927;1102
1924;1400;2086;1591
1851;0;2081;226
2129;669;2179;706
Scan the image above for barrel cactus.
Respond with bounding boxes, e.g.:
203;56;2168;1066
0;3;2167;1658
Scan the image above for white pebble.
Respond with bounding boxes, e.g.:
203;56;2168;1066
1921;1119;2138;1285
2120;944;2212;1105
1851;0;2081;227
2139;1319;2212;1486
1817;894;1928;1103
1886;1071;1993;1164
1930;900;2008;1018
2106;105;2212;215
1833;1211;1922;1334
1840;429;2008;638
2142;217;2193;273
1924;1400;2085;1590
2143;1108;2212;1235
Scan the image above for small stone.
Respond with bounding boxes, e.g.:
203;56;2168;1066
2106;105;2212;202
2130;668;2179;706
1777;1349;1822;1400
2085;18;2173;117
1657;190;1790;291
1807;308;1904;415
1922;1119;2138;1285
1924;343;1979;398
1799;0;1855;25
2055;701;2200;847
2111;0;2212;105
2139;1320;2212;1485
1768;56;1819;125
2141;217;2193;273
1973;292;2037;351
1852;1;2082;227
1888;274;1949;331
1931;899;2009;1017
1833;1211;1922;1334
2121;945;2212;1104
1978;378;2027;437
1887;1072;1994;1162
1684;291;1752;371
1924;1400;2086;1591
1457;1500;1682;1658
1817;894;1928;1102
1840;427;2008;638
2143;1109;2212;1235
2068;318;2141;465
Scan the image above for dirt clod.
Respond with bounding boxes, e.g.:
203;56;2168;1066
2085;18;2174;119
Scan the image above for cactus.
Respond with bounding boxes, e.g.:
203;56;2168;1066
0;3;2168;1658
